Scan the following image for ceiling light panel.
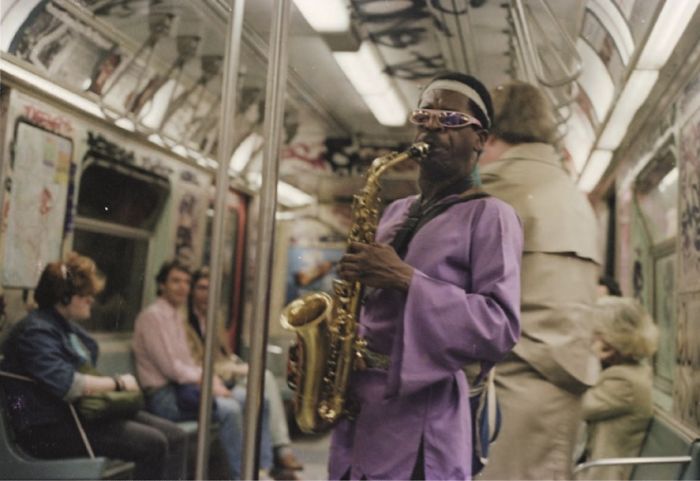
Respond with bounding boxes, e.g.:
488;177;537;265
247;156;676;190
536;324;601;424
293;0;350;33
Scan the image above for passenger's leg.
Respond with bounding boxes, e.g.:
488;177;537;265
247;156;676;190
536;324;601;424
214;395;244;480
132;410;189;480
18;408;185;480
232;383;274;471
146;384;185;422
16;423;91;459
85;416;171;480
263;371;303;471
264;370;290;447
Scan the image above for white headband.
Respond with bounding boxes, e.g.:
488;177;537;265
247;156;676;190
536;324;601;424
423;79;490;125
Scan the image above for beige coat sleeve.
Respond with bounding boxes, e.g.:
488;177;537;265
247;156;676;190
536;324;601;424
582;371;635;421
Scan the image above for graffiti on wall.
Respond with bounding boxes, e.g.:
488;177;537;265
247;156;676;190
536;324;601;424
679;106;700;291
3;119;73;287
674;293;700;430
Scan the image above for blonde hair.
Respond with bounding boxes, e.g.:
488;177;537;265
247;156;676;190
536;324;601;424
490;82;557;145
594;296;658;361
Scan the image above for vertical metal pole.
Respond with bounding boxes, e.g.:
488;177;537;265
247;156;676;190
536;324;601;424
242;0;291;479
510;0;536;84
195;0;246;479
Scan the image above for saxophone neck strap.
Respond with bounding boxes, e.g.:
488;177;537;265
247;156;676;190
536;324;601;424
390;190;490;259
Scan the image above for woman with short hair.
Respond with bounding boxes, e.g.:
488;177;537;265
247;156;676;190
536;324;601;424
0;252;188;480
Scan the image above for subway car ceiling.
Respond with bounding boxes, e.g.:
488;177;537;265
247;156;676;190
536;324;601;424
1;0;698;209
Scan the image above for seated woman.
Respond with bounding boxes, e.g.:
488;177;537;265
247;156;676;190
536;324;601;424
0;252;187;480
582;296;659;480
186;267;303;479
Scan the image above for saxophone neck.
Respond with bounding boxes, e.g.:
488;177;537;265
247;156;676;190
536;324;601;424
364;142;430;195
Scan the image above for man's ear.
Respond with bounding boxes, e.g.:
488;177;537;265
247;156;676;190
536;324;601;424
473;129;488;153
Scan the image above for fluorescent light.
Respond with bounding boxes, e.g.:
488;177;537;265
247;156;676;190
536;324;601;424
0;0;44;51
115;117;135;132
659;167;678;192
230;132;264;173
278;181;315;208
334;43;391;95
0;57;106;119
576;39;614;122
637;0;700;69
172;145;188;157
578;149;613;192
293;0;350;32
244;172;314;208
333;42;407;126
598;69;658;150
363;90;409;127
148;133;166;147
276;211;299;220
140;79;177;129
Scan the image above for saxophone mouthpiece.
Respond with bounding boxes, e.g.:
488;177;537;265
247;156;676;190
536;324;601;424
410;142;430;162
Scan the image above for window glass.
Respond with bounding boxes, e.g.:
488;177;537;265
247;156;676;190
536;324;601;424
77;159;169;230
636;162;678;244
72;229;148;332
634;150;678;396
653;251;676;390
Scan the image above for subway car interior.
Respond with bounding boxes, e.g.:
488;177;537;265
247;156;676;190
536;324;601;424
0;0;699;479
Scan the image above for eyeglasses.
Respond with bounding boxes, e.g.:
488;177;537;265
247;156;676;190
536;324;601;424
409;108;483;129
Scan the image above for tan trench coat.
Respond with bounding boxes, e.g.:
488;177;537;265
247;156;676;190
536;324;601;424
479;143;601;480
582;363;654;480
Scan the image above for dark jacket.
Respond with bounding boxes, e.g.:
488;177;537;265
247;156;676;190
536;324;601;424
0;308;98;433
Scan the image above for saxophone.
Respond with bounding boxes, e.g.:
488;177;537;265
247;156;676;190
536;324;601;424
280;142;429;433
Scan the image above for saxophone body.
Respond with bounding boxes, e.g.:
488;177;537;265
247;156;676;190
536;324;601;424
280;142;429;433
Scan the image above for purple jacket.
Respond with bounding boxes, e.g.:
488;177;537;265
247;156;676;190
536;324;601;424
329;195;523;480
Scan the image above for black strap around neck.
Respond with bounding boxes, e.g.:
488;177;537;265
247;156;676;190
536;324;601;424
390;191;490;259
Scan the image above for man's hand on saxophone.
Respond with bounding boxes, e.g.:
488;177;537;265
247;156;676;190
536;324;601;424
337;241;414;292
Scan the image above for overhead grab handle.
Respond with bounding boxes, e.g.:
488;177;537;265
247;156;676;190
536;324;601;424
510;0;582;88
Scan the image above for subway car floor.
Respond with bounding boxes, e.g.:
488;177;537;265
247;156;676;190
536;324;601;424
289;432;331;480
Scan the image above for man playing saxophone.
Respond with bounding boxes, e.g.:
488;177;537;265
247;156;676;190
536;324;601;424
329;72;524;480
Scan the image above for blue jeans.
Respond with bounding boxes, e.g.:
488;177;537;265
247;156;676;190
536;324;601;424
147;384;273;479
232;384;273;471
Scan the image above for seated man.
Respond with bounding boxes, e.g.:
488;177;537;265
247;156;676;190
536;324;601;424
186;267;303;480
132;260;273;479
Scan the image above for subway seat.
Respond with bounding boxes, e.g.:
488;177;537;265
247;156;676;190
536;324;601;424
574;411;700;480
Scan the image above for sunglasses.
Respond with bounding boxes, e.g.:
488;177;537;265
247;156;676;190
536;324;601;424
409;108;483;129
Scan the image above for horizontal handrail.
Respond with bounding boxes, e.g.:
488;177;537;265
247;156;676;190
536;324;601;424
573;455;692;477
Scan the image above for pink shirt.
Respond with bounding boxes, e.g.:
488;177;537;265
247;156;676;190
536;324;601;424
132;297;202;389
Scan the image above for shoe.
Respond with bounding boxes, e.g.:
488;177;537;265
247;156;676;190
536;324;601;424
276;451;304;471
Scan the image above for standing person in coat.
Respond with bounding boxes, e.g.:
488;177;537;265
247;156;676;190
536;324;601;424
478;81;602;480
329;71;523;480
581;296;658;480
